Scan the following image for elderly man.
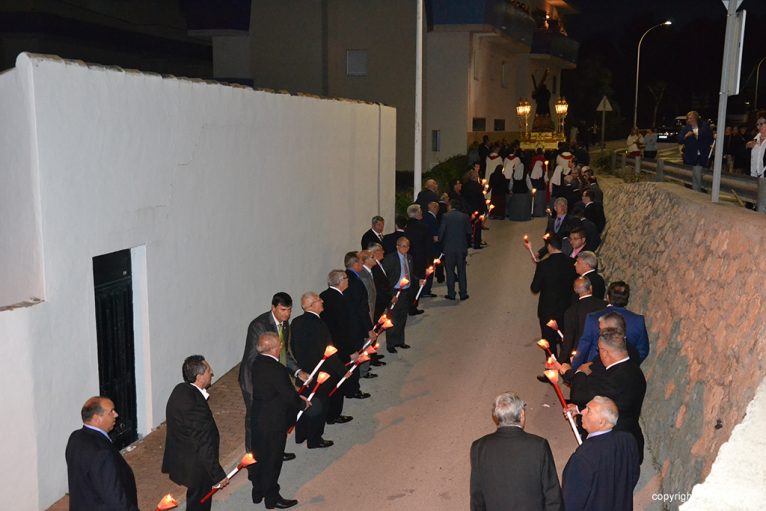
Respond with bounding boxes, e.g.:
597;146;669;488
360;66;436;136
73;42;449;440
361;216;385;249
66;397;139;511
404;203;433;314
415;178;440;211
162;355;229;511
536;197;576;260
562;396;640;510
345;251;378;380
382;236;424;353
560;277;607;363
420;201;441;298
439;199;471;300
250;333;311;509
470;392;563;511
574;251;605;300
582;189;606;233
678;110;714;167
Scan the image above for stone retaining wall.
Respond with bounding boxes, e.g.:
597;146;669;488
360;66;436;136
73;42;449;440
597;181;766;498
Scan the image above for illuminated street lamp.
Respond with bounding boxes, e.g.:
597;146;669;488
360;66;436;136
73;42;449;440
633;20;672;128
554;97;568;135
516;98;532;139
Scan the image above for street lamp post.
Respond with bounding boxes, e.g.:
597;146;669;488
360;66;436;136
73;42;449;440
554;97;568;136
755;56;766;110
516;98;531;140
633;21;672;129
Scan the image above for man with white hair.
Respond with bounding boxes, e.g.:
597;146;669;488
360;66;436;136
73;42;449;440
470;392;562;511
562;396;640;511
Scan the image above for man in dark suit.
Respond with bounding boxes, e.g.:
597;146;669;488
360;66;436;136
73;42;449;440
382;236;424;353
439;199;471;300
162;355;228;511
415;179;440;211
678;110;713;167
536;197;577;259
291;292;352;426
531;237;577;360
470;392;563;511
344;251;378;383
564;328;647;463
420;201;441;298
320;270;369;399
461;168;487;249
560;277;607;363
370;243;393;331
570;204;601;251
381;215;407;255
250;332;310;509
360;215;385;250
239;293;308;462
65;397;139;511
574;251;605;300
582;189;606;233
562;396;640;510
404;204;432;314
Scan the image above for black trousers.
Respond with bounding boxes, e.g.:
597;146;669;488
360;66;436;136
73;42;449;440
539;317;562;360
444;251;467;298
295;389;326;447
386;288;411;348
250;428;288;504
185;472;214;511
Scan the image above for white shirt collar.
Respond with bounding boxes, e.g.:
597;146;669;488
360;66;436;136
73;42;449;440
271;311;281;327
330;286;343;295
578;293;592;300
263;354;279;362
308;310;320;318
587;428;613;439
582;269;595;276
191;382;210;400
363;265;374;275
606;356;630;370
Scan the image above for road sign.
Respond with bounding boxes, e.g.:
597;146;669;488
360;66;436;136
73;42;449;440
596;96;613;112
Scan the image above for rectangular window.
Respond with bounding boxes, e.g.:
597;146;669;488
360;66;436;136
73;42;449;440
346;50;368;76
494;119;506;131
431;130;441;152
472;118;486;131
501;62;508;88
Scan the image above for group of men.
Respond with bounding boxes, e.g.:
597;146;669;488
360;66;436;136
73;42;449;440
476;166;651;510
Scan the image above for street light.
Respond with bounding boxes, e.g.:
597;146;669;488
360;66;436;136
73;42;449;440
554;97;568;135
516;98;532;139
633;20;672;128
755;56;766;110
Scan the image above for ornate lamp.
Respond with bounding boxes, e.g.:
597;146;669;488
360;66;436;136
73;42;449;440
554;97;568;135
516;98;532;140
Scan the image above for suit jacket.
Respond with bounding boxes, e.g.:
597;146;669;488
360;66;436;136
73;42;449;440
290;311;346;379
562;431;640;511
422;210;441;253
584;201;606;233
250;354;305;433
162;382;226;486
359;267;377;322
319;287;354;359
381;230;406;255
545;214;576;241
65;427;139;511
239;311;299;403
382;251;415;291
345;269;373;346
461;180;488;214
569;360;647;453
577;217;601;251
561;295;607;362
571;306;650;369
361;228;384;250
581;270;606;301
371;262;393;319
405;218;433;278
678;122;714;166
439;209;471;254
415;188;440;211
530;252;577;320
470;427;563;511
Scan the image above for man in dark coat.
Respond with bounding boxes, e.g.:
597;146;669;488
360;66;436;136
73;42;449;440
162;355;228;511
678;110;714;167
361;216;385;250
381;236;423;353
370;243;393;321
531;237;577;359
582;189;606;233
404;203;433;314
562;396;640;510
560;277;607;363
381;216;407;255
439;199;471;300
65;397;139;511
470;392;563;511
415;179;440;211
536;197;578;260
461;167;487;249
344;251;378;384
420;201;441;297
250;332;310;509
575;251;606;300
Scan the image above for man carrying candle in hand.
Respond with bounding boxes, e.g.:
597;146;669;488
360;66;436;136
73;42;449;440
382;236;425;353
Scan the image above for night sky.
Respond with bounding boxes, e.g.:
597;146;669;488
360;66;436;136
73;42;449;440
562;0;766;129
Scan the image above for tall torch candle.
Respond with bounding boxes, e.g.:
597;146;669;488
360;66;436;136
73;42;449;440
291;371;330;431
298;345;338;393
414;265;435;301
544;370;583;445
329;353;371;397
200;452;257;503
546;319;564;339
155;494;178;511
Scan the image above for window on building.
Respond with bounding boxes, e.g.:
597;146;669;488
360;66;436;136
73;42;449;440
494;119;506;131
472;118;486;131
346;50;368;76
501;62;508;88
431;130;441;152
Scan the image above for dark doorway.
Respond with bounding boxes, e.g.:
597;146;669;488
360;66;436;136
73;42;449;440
93;249;138;449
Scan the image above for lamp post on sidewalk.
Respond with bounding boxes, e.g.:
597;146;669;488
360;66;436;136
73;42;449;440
754;56;766;110
633;21;672;129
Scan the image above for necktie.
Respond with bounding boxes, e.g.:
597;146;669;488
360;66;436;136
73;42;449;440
403;257;410;282
277;323;287;366
555;217;562;232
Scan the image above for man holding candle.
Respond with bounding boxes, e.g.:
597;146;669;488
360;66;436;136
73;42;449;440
574;251;605;300
343;251;378;383
404;203;432;314
162;355;229;511
439;199;471;301
65;396;139;511
360;215;385;250
382;237;424;353
470;392;563;511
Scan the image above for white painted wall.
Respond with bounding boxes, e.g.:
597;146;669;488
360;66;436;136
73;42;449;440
0;52;395;509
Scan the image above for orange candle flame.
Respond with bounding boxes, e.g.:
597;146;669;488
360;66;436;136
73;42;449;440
537;339;550;350
485;198;491;204
316;371;330;384
544;369;559;383
433;258;442;265
323;345;338;357
523;234;529;242
382;319;393;329
481;178;488;185
546;319;559;330
156;494;178;510
239;452;257;468
367;345;378;354
358;353;371;364
532;188;537;194
399;277;410;287
571;350;577;357
543;233;551;241
426;265;435;276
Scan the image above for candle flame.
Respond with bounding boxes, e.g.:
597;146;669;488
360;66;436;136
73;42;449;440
323;345;338;357
316;371;330;384
240;452;257;467
367;344;378;354
543;233;551;241
399;277;410;287
571;350;577;357
537;339;550;350
481;178;488;185
377;313;387;323
433;258;442;265
544;369;559;383
156;494;178;510
546;319;559;330
523;234;529;242
532;188;537;194
485;199;491;204
382;319;393;329
426;265;435;275
358;353;371;364
547;355;555;365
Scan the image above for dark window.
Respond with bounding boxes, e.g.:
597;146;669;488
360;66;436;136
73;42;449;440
494;119;506;131
346;50;368;76
431;130;441;152
472;118;486;131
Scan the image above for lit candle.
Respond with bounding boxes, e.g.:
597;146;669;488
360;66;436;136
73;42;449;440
544;370;582;445
546;319;564;339
536;339;557;361
413;266;435;301
531;188;537;215
523;235;537;261
155;494;178;511
329;354;371;397
297;345;338;393
200;452;258;503
291;372;331;430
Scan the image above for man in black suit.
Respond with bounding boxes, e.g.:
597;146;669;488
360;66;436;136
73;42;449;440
531;237;577;360
381;215;407;255
574;251;605;300
420;201;441;298
415;178;440;211
382;237;424;353
536;197;577;259
370;242;393;322
461;168;487;249
291;292;352;426
470;392;563;511
66;397;139;511
250;332;310;509
320;270;370;399
582;189;606;233
239;293;308;463
562;396;640;510
560;277;607;363
439;199;471;300
404;204;433;315
162;355;228;511
360;215;385;250
564;328;647;463
344;251;378;382
569;203;601;251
